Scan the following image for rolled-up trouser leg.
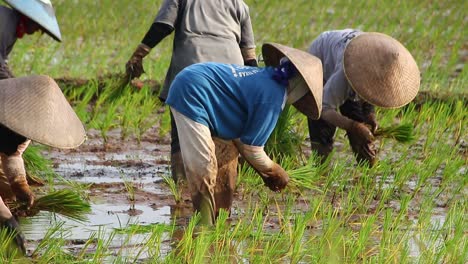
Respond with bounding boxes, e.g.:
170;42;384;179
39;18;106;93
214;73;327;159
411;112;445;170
171;108;217;225
170;112;186;182
213;137;238;218
307;117;336;163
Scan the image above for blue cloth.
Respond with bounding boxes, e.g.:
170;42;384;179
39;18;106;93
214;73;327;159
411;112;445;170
166;62;287;146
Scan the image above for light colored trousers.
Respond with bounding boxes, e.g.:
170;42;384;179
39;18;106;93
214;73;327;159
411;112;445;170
171;108;221;225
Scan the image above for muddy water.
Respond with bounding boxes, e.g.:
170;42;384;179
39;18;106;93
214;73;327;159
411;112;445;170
19;128;461;259
21;128;181;255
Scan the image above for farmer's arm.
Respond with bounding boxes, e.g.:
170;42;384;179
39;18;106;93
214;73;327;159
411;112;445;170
126;0;177;78
233;139;288;192
234;104;288;191
321;70;356;130
0;140;34;208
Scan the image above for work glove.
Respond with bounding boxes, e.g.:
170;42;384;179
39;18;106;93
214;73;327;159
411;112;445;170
1;216;26;254
260;163;289;192
347;121;376;166
125;43;151;79
10;181;34;209
364;113;378;134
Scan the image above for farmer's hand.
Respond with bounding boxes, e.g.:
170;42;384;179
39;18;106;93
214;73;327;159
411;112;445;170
260;163;289;192
125;44;151;79
10;181;34;209
364;113;378;134
1;217;26;254
347;121;376;166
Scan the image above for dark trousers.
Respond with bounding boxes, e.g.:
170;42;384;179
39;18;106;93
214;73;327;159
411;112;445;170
308;99;374;147
170;112;180;155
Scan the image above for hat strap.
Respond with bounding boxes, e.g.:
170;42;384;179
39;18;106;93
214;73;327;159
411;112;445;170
272;57;297;86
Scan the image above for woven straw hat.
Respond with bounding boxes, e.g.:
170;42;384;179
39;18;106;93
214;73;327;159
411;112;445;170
262;43;323;119
0;75;85;149
343;32;420;108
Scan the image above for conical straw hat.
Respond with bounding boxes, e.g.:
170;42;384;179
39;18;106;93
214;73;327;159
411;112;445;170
0;75;85;149
262;43;323;119
343;32;420;108
4;0;62;41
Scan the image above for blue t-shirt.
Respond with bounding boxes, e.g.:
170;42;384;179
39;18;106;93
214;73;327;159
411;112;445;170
166;62;287;146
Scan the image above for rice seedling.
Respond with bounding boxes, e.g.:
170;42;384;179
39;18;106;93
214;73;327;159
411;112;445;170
30;189;91;222
0;228;24;260
122;177;136;210
162;175;183;204
375;123;416;143
265;105;307;164
23;144;57;185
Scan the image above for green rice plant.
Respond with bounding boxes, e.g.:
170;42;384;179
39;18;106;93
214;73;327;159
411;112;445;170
103;73;133;102
162;175;182;204
90;102;119;143
287;165;323;192
32;222;77;262
158;106;172;140
133;88;160;142
31;189;91;222
122;177;136;210
23;144;57;184
0;228;24;260
265;105;306;165
375;123;416;143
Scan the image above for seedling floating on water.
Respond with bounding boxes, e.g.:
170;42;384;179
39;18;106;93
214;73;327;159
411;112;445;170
375;123;415;143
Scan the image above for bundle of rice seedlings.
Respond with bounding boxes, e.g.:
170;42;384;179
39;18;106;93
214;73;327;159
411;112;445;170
374;123;415;143
31;190;91;222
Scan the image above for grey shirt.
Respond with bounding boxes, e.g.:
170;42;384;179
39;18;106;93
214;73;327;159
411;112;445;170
155;0;256;100
307;29;363;111
0;6;19;78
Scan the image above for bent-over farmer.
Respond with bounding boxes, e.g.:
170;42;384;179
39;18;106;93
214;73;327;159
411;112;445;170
0;75;85;253
165;43;323;225
0;0;62;79
306;29;420;166
125;0;258;183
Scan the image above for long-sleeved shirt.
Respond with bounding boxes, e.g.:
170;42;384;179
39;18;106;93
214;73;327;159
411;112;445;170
155;0;256;100
307;29;363;111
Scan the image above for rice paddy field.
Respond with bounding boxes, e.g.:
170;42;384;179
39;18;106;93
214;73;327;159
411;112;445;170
1;0;467;263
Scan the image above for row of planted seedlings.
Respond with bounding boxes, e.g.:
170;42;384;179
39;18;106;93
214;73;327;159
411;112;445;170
1;79;466;262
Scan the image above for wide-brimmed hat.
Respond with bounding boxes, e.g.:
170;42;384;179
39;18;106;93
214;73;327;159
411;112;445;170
343;32;420;108
4;0;62;42
262;43;323;119
0;75;85;149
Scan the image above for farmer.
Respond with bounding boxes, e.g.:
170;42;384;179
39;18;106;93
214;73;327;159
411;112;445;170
0;75;86;253
125;0;258;183
165;43;323;225
0;0;62;79
306;29;420;166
